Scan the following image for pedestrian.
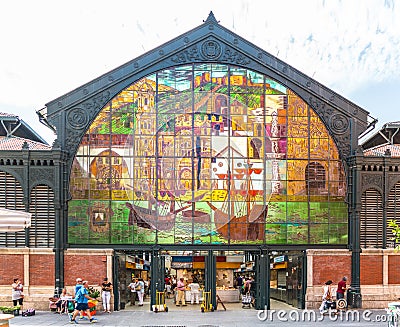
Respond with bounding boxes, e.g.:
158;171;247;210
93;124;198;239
176;277;186;306
74;278;85;319
70;280;97;324
12;278;24;310
336;276;348;300
319;280;333;314
236;275;243;289
165;281;172;299
136;278;145;306
128;277;137;305
147;277;151;297
188;278;200;305
101;277;112;313
171;276;176;295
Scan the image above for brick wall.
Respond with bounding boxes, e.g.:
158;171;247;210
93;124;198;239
360;255;383;285
388;255;400;284
64;254;107;286
0;254;24;284
29;254;55;285
312;254;351;285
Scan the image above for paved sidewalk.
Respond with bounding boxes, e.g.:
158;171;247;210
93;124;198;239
8;300;389;327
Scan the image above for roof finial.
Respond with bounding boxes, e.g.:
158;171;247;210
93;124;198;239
204;11;219;24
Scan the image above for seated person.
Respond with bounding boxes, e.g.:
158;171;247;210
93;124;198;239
55;288;72;314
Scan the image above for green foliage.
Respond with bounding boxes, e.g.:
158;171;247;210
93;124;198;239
388;220;400;250
0;305;20;313
88;287;100;298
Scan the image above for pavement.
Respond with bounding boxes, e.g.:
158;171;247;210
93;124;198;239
8;298;391;327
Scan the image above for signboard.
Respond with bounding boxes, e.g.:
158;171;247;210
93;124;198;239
273;255;286;263
171;262;193;269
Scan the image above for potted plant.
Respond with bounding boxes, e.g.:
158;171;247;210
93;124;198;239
85;286;100;316
0;305;21;316
88;286;100;299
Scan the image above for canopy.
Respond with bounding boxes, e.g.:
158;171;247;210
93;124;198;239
0;208;31;232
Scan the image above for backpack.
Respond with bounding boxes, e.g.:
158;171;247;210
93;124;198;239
67;300;75;312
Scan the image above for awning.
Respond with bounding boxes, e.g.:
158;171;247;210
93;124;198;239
0;208;31;232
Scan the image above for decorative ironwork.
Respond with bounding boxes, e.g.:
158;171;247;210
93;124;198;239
362;174;383;191
201;40;222;60
67;108;88;129
330;113;349;134
221;48;251;65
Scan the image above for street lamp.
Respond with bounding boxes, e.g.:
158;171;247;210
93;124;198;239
0;208;31;232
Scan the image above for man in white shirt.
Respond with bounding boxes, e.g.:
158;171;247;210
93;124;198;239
188;279;200;305
128;277;137;305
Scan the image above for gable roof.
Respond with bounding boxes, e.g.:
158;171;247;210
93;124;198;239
44;12;369;126
41;12;371;161
362;121;400;152
0;112;48;145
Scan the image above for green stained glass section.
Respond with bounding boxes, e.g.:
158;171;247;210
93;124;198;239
68;64;348;246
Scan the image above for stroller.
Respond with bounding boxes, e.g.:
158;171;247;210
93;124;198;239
242;292;253;309
323;300;337;311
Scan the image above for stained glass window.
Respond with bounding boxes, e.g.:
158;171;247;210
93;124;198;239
68;64;347;245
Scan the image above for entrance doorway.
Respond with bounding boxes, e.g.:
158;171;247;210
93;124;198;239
112;249;306;312
270;251;306;309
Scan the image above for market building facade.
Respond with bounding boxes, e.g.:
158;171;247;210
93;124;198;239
0;12;399;310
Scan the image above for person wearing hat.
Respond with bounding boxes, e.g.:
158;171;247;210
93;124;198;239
70;280;98;324
74;278;85;319
101;277;113;313
75;278;83;296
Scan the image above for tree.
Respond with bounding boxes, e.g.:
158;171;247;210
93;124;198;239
388;220;400;250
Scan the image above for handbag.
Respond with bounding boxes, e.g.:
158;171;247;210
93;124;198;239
135;285;142;291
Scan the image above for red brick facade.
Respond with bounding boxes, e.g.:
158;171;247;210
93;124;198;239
0;254;24;284
360;255;383;285
388;255;400;284
64;254;107;285
29;254;55;285
312;254;351;285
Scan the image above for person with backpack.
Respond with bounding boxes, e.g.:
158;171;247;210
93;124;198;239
319;280;333;314
70;281;98;324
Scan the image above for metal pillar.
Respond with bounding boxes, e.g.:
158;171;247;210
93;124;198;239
112;255;120;311
299;251;307;309
205;250;216;310
150;248;165;311
255;249;270;310
349;156;362;308
53;207;64;296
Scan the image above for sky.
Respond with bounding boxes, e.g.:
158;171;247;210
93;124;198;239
1;0;399;145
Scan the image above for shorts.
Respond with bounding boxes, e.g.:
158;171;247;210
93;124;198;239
75;303;89;311
13;298;23;306
336;292;344;299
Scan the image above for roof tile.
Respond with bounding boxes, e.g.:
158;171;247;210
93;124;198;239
0;136;51;150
